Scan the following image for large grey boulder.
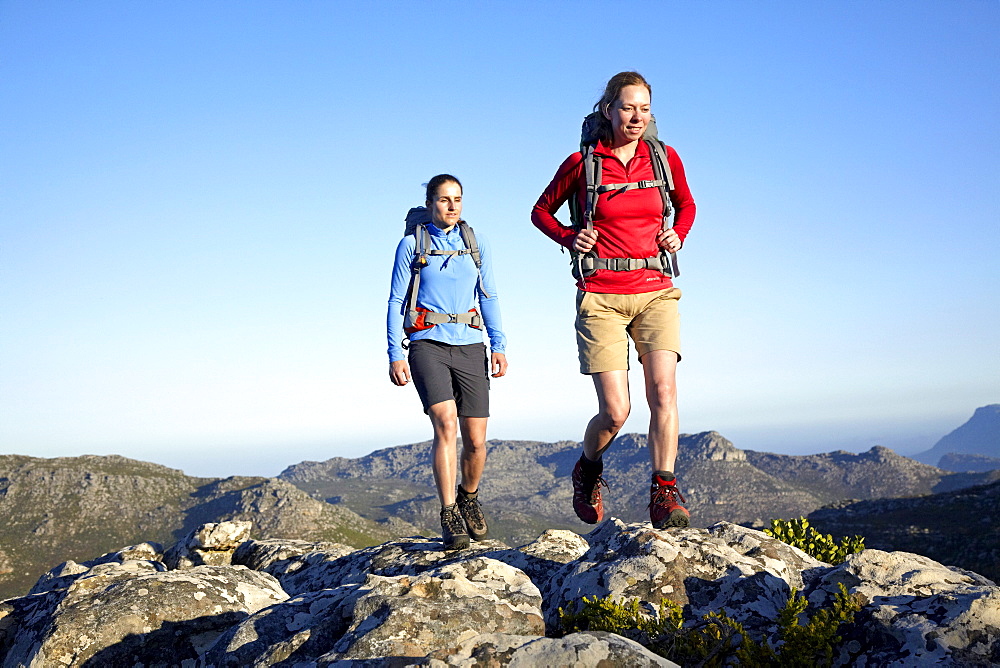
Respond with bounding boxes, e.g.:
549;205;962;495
1;563;287;667
424;631;680;667
542;519;823;631
273;534;515;596
231;537;353;575
203;556;543;664
163;520;252;570
29;541;164;595
808;549;1000;666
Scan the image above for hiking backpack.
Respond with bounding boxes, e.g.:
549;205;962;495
401;206;488;339
566;112;680;282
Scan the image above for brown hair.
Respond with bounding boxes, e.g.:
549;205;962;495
424;174;463;203
592;71;652;144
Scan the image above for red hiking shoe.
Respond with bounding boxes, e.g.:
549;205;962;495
649;472;690;529
572;457;608;524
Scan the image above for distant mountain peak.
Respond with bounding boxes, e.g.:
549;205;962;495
914;404;1000;467
682;431;747;462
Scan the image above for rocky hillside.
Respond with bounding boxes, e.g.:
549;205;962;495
914;404;1000;467
279;431;990;545
1;519;996;666
0;455;410;601
808;479;1000;583
938;451;1000;473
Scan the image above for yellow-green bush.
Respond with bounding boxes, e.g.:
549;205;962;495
764;517;865;564
558;583;861;668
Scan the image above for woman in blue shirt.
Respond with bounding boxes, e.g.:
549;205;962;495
387;174;507;550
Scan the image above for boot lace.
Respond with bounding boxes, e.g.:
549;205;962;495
441;506;465;534
648;482;686;509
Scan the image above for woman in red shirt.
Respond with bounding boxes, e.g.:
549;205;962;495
531;71;696;529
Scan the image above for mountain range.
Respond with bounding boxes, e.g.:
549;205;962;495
279;430;998;540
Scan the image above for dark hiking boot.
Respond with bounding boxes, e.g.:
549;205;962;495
649;471;690;529
440;504;470;550
457;486;489;541
572;456;608;524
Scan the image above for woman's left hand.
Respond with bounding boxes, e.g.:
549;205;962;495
657;228;682;253
490;352;508;378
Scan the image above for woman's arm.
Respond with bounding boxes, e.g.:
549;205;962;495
665;146;696;243
475;232;506;359
530;153;585;249
386;236;415;364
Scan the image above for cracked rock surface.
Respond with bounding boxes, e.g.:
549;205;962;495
0;519;997;666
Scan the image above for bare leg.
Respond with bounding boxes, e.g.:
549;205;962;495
428;400;459;506
641;350;679;472
458;416;488;493
582;370;631;461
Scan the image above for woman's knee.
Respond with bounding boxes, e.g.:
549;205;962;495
598;402;630;431
459;418;488;453
428;402;458;437
646;380;677;410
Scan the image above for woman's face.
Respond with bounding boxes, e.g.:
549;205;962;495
606;84;651;145
427;180;463;229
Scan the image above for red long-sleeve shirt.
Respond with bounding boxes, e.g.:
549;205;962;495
531;139;696;294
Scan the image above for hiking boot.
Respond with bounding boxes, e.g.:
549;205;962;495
649;472;690;529
572;456;608;524
457;486;489;541
440;504;470;550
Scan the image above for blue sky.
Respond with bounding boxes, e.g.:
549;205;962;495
2;1;997;477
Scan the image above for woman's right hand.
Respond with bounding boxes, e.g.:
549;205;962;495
389;360;411;386
573;228;599;253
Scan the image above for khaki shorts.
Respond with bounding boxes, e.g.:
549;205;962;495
575;288;681;374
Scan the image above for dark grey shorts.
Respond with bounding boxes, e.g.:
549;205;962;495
408;340;490;417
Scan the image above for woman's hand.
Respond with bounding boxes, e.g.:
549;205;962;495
657;228;682;253
389;360;411;386
490;352;508;378
573;229;599;253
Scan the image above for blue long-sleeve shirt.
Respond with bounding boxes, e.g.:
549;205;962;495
387;222;506;363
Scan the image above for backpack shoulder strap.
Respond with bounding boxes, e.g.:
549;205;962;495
458;221;490;299
457;221;481;269
403;224;430;324
646;139;680;277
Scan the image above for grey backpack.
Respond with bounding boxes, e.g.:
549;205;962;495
401;207;487;337
566;113;679;282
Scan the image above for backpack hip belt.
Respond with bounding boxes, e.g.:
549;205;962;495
589;255;670;273
405;307;482;335
574;252;673;280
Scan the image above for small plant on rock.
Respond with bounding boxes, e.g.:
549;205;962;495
764;517;865;564
558;583;861;668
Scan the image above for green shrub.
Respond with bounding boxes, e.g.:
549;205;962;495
558;583;861;668
764;517;865;564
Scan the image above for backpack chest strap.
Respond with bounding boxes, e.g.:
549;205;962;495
595;178;668;195
424;248;472;257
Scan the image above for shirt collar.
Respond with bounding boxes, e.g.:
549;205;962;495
593;138;651;160
426;221;463;237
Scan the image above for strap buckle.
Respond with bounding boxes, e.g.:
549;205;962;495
605;257;637;272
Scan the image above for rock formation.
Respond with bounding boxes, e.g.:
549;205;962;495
1;519;997;666
0;455;411;601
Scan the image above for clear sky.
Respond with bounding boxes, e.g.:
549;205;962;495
2;1;997;478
